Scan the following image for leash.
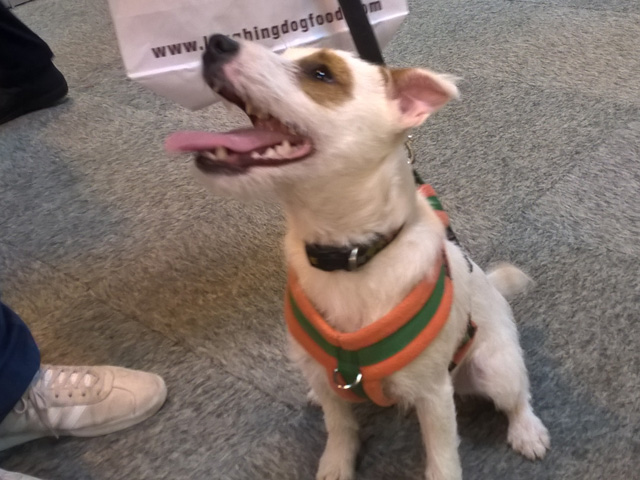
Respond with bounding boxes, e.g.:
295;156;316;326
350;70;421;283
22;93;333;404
337;0;385;65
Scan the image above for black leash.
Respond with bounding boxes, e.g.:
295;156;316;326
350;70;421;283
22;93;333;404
337;0;385;65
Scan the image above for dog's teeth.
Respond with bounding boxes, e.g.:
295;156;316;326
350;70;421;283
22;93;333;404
276;140;292;156
202;151;217;160
250;152;261;159
215;147;228;160
264;147;278;159
245;103;255;115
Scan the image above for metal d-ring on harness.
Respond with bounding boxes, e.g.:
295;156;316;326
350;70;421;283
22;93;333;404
333;369;363;390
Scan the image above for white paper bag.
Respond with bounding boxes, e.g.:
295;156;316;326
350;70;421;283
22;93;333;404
108;0;408;110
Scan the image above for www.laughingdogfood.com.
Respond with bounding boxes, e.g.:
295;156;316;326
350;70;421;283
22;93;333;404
150;2;383;59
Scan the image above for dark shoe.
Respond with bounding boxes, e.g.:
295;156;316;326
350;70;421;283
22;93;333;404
0;64;68;125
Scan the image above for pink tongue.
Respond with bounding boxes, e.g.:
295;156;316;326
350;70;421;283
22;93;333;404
165;129;291;153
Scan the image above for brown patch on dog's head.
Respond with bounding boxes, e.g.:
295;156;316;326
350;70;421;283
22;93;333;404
297;50;353;107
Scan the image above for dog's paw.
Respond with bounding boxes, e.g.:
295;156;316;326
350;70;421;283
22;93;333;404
316;451;355;480
508;410;550;460
425;458;463;480
425;466;462;480
316;463;355;480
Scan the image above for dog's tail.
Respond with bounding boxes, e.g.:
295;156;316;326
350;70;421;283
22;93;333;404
487;263;532;299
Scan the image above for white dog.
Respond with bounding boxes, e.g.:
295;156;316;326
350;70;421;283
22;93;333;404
166;35;549;480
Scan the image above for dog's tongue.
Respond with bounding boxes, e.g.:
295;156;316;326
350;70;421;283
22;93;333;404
165;129;291;153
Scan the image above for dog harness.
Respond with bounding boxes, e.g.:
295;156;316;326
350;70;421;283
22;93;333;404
285;185;477;406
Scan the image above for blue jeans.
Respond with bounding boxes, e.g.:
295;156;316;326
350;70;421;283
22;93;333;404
0;300;40;423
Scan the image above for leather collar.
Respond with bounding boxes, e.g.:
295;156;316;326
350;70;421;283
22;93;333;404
305;227;402;272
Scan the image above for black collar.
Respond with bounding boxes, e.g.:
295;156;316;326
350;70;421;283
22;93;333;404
305;227;403;272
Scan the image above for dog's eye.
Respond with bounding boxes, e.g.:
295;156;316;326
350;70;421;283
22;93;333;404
312;66;334;83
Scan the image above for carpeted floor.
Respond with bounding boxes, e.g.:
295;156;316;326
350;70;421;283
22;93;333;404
1;0;638;479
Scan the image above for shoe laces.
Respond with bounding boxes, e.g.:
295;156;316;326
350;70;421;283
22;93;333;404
13;365;105;437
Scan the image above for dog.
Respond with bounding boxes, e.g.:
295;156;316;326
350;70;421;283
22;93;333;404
166;34;550;480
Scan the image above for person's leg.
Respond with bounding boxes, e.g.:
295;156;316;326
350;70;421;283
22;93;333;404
0;3;53;87
0;3;67;125
0;301;40;425
0;299;167;452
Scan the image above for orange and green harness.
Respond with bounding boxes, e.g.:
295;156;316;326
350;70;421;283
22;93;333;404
284;185;477;407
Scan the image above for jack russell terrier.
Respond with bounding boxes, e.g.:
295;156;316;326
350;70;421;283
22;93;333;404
166;34;549;480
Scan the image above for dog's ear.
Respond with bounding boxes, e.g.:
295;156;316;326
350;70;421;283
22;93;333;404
387;68;459;129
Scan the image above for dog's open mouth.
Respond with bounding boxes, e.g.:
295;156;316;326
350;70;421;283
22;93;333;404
165;86;313;175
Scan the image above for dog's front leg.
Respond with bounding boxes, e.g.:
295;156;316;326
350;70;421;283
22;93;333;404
415;375;463;480
314;383;359;480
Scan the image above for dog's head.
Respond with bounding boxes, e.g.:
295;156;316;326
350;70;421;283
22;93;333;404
166;35;458;200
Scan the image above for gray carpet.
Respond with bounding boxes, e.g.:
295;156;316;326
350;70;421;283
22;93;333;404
0;0;638;478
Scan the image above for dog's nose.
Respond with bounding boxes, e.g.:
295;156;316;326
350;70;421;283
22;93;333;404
205;34;239;60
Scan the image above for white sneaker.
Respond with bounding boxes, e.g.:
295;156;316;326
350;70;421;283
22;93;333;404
0;468;43;480
0;365;167;452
